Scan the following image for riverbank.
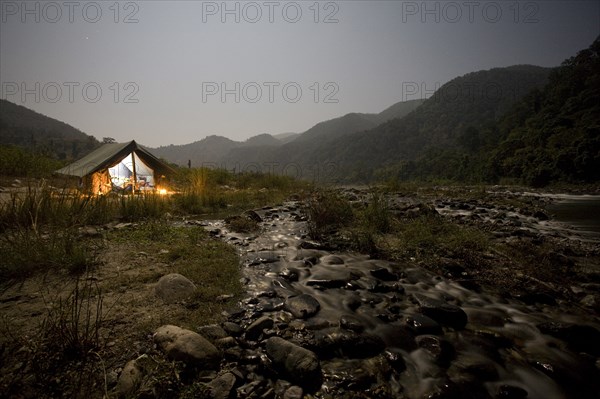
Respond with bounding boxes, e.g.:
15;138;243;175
1;185;599;398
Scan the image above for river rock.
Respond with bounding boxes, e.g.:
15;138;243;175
116;355;150;398
321;255;345;265
285;294;321;319
414;294;468;329
245;316;274;341
306;279;348;289
370;267;399;281
315;328;386;358
222;322;243;336
197;324;229;343
537;321;600;356
416;335;455;365
207;372;237;399
405;314;443;335
339;314;365;332
153;325;220;368
497;384;528;398
283;385;303;399
265;337;321;390
155;273;196;304
280;267;301;282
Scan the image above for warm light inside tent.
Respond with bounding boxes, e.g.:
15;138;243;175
107;152;155;192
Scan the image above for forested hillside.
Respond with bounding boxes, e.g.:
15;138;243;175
320;65;552;182
0;100;98;160
375;37;599;186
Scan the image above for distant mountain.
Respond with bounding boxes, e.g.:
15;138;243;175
151;99;425;171
151;135;239;167
318;65;553;182
243;133;281;147
272;132;299;144
218;99;425;174
0;99;99;159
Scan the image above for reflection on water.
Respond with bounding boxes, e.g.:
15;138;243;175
546;195;600;240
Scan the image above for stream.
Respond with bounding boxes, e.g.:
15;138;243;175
203;200;600;399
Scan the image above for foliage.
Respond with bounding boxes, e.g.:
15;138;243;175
376;37;600;187
0;99;99;160
306;189;490;263
0;274;108;399
0;227;97;284
305;189;353;239
173;167;307;215
0;145;65;177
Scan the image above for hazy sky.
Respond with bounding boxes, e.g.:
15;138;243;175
1;0;598;146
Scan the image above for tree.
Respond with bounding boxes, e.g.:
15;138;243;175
103;137;116;144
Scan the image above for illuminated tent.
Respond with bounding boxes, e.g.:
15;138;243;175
55;140;175;194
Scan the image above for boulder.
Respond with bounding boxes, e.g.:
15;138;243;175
155;273;196;304
154;325;220;368
265;337;321;390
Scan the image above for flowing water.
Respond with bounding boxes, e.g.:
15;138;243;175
207;201;600;398
546;195;600;242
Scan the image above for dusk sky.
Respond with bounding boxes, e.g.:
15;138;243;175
1;1;599;147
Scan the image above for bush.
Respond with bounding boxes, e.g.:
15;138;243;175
305;189;353;239
0;145;64;178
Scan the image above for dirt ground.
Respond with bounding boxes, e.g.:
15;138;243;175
0;223;242;398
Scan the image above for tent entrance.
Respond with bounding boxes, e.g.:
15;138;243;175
108;152;155;192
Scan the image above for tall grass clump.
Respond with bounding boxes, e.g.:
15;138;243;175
0;227;96;284
360;191;391;233
389;214;490;262
118;193;170;221
40;275;105;360
173;167;306;216
1;275;110;398
305;189;353;239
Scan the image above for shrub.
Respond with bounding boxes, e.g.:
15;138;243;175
305;189;353;239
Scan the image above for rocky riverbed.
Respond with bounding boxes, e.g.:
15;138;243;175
130;191;600;399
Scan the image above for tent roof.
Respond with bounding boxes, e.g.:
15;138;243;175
55;140;175;177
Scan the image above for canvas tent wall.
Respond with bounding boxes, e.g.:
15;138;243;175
55;140;174;194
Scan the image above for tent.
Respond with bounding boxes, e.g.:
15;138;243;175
55;140;175;194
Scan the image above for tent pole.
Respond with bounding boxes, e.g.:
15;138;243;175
131;151;137;194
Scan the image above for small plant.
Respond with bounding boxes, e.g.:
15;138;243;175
40;276;105;359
